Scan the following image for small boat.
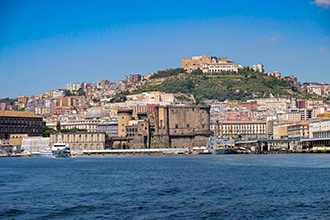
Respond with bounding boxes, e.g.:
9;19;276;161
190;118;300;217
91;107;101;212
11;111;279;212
32;148;52;157
51;142;71;158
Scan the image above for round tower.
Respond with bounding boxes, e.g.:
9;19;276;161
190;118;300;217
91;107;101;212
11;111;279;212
117;108;133;137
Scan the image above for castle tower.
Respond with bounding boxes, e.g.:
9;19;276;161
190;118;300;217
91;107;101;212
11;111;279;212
117;108;133;137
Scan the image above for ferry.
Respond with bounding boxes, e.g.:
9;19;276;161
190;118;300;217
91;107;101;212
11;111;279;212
51;142;71;158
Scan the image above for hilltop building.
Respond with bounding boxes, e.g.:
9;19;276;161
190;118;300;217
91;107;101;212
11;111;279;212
251;64;264;72
182;55;239;73
66;82;85;92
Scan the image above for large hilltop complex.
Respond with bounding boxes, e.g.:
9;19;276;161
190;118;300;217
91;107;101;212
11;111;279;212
1;55;330;155
182;55;263;73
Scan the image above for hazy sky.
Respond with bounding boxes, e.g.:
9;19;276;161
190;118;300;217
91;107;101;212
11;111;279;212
1;0;330;98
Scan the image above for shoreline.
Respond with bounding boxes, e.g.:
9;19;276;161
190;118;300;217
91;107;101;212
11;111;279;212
1;149;329;158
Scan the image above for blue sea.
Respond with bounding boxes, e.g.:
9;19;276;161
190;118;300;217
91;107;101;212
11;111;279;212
0;154;329;219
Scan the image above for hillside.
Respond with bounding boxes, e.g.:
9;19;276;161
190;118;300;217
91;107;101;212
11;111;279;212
121;68;321;104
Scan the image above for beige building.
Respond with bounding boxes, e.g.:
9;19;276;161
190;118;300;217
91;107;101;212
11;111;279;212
256;97;289;111
50;132;105;153
182;56;239;73
287;122;309;138
273;124;289;139
9;134;29;148
277;111;302;122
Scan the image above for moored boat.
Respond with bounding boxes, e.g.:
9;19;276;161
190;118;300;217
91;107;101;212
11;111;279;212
51;142;71;158
32;148;52;157
207;136;236;154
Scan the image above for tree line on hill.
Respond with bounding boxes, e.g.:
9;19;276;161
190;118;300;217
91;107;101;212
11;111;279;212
126;67;321;104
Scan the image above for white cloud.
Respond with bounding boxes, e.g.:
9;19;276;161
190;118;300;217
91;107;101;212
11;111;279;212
311;0;330;8
320;46;326;52
265;32;281;43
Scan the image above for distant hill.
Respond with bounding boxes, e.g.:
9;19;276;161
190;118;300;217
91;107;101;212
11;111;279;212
126;68;321;104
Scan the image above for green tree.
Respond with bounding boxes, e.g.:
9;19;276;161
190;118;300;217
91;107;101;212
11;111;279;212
43;127;55;137
191;68;203;75
56;121;61;132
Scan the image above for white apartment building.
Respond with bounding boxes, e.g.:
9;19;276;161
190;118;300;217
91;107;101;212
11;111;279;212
67;82;84;92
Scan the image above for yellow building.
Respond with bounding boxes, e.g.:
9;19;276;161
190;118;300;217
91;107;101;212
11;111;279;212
9;134;29;146
17;96;28;109
117;108;133;137
273;124;289;139
50;132;105;153
287;121;309;138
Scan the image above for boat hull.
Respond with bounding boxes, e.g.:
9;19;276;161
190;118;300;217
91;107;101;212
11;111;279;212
212;148;237;154
51;148;71;158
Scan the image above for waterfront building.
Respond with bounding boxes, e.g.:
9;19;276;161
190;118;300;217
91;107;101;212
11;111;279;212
273;123;289;139
50;132;105;154
309;118;330;139
9;134;28;148
217;120;267;140
152;105;211;148
21;137;50;153
287;121;309;139
117;108;133;138
301;118;330;149
0;110;44;140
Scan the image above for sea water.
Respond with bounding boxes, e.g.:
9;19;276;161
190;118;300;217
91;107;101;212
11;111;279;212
0;154;329;219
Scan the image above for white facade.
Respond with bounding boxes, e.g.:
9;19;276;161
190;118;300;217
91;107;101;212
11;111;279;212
21;137;50;153
309;118;330;138
46;119;101;132
201;63;239;73
67;82;84;91
98;120;118;137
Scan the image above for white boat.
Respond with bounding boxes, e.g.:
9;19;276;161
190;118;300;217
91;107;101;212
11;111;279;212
32;148;52;157
51;142;71;158
207;136;236;154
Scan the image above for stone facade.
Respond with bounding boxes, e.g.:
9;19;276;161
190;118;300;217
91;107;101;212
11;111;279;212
151;105;211;148
182;56;239;73
117;108;133;137
50;132;105;153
